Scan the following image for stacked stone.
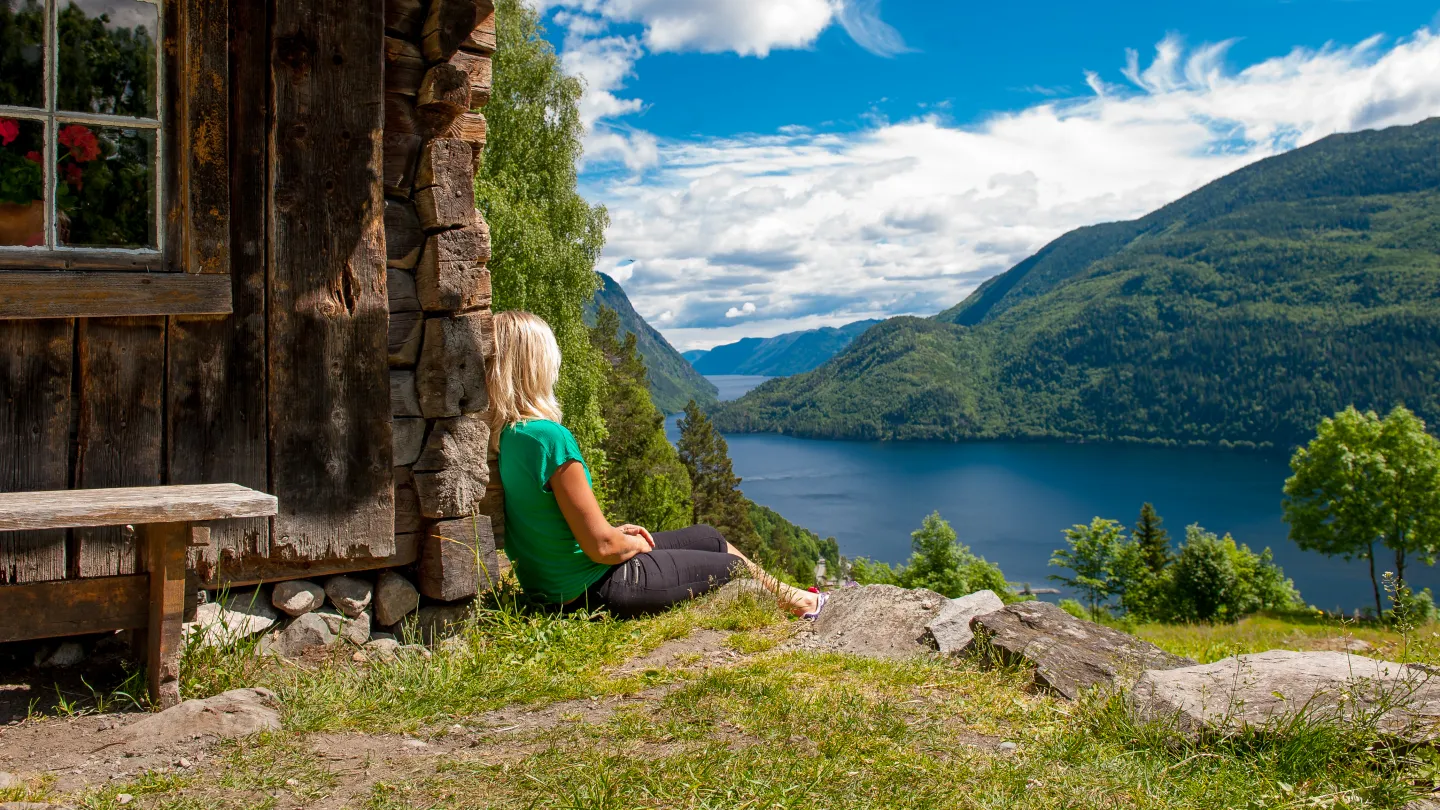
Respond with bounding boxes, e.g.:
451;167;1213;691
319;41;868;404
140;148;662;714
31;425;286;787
384;0;500;603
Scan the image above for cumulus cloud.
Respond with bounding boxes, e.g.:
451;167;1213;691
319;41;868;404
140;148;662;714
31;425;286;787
725;302;758;318
550;0;908;58
590;27;1440;347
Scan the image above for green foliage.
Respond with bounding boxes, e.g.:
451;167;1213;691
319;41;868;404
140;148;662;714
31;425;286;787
847;555;899;586
747;501;840;585
677;399;756;553
583;272;717;414
478;0;609;463
55;1;156;117
715;120;1440;447
588;306;693;532
1166;526;1304;623
1135;502;1171;573
1059;505;1303;623
1284;405;1440;615
849;512;1011;599
1050;517;1125;619
0;1;44;108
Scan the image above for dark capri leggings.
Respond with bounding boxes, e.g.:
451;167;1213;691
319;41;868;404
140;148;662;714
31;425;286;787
572;524;742;618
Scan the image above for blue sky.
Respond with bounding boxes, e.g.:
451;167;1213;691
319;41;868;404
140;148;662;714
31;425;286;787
535;0;1440;350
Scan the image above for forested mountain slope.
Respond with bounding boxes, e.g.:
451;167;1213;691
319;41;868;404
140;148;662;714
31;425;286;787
689;320;882;376
715;118;1440;448
584;273;717;413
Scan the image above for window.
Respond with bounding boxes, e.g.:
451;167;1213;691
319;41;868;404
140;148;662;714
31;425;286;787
0;0;160;253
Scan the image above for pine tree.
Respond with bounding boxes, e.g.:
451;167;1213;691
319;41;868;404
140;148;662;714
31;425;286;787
1134;502;1171;574
677;400;756;553
589;307;692;531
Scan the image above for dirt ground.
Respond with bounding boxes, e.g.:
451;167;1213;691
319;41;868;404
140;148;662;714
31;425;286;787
0;627;777;808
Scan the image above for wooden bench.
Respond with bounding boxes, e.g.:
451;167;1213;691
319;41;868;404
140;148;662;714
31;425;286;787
0;484;278;708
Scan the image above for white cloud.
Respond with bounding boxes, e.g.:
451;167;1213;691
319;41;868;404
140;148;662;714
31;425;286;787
590;27;1440;342
547;1;909;170
544;0;912;58
725;302;758;318
838;0;911;58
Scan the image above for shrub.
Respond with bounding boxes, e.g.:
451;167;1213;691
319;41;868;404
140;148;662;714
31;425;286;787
849;512;1012;599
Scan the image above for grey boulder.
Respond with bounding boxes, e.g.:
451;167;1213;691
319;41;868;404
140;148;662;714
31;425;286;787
268;612;337;657
971;600;1194;700
120;688;280;754
926;589;1005;656
34;641;86;669
414;603;474;644
325;575;373;618
271;580;325;617
1131;649;1440;743
186;589;279;648
316;606;372;646
796;584;949;659
374;571;420;626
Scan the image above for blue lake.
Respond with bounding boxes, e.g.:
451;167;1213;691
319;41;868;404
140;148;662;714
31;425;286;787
669;376;1436;614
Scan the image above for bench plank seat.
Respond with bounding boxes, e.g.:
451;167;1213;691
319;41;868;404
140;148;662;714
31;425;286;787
0;484;277;531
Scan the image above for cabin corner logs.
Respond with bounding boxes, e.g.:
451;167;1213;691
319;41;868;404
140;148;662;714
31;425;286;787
385;0;503;600
0;0;501;607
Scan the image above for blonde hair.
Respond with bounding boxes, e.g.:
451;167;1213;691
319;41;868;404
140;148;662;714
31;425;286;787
488;311;564;440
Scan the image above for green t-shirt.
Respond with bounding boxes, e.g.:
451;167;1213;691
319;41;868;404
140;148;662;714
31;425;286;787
498;419;610;603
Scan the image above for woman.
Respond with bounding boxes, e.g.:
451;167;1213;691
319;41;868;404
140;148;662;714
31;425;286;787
488;310;827;620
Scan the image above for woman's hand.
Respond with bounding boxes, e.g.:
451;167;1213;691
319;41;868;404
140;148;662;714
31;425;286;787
617;524;654;548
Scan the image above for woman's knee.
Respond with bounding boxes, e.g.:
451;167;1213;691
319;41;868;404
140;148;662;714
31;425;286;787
692;524;728;551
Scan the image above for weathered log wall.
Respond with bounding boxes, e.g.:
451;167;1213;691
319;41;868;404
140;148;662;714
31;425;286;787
0;0;408;588
384;0;501;601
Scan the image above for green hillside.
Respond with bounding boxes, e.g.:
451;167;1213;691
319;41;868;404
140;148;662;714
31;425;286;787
691;320;882;376
716;118;1440;448
584;273;717;414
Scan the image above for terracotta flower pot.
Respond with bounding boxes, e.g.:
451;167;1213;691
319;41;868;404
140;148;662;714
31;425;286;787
0;200;44;246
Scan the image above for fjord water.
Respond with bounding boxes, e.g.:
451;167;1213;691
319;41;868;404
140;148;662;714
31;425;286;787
671;376;1438;613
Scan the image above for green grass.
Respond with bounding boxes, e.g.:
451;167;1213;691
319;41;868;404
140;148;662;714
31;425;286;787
51;592;1440;808
1129;611;1435;664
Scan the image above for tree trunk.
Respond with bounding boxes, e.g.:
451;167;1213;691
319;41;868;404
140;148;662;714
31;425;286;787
1369;543;1382;617
1395;520;1407;591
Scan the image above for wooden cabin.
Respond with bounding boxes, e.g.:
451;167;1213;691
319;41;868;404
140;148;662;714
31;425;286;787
0;0;503;700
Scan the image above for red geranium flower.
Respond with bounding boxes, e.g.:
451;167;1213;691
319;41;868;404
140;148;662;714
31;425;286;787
0;118;17;146
58;124;99;162
65;161;84;191
24;150;40;163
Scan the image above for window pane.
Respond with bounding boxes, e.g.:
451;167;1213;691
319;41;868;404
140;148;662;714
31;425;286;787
0;116;45;246
57;0;158;118
0;0;45;109
55;123;154;248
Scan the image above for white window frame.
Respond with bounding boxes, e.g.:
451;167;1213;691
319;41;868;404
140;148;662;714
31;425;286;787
0;0;163;256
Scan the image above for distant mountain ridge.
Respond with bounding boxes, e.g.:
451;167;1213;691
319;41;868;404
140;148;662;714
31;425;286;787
688;320;882;376
716;118;1440;448
584;273;717;414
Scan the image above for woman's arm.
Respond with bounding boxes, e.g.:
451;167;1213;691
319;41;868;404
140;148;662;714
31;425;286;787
550;460;653;565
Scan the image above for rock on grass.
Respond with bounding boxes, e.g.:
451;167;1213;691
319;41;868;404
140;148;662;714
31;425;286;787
1131;649;1440;743
972;600;1194;700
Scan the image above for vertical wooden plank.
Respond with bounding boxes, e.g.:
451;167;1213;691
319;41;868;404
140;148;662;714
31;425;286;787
178;0;232;274
0;320;73;583
145;521;188;709
268;0;395;560
168;0;269;585
74;318;166;577
164;0;231;274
